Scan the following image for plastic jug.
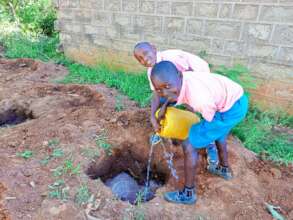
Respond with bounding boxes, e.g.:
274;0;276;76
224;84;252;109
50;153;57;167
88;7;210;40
156;107;200;140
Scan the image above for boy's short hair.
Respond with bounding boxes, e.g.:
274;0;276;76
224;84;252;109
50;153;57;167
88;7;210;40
151;61;179;83
134;42;152;52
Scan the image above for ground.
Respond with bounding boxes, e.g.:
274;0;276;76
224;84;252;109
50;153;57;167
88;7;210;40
0;58;292;220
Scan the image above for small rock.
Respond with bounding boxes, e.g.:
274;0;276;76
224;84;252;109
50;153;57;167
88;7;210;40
270;168;282;179
49;204;67;216
5;197;16;200
21;168;33;177
30;181;36;188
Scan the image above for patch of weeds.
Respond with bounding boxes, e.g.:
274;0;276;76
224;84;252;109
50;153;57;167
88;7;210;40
51;159;81;177
51;148;64;158
48;179;69;201
232;107;293;164
81;147;100;160
48;138;60;148
115;95;125;112
16;150;33;159
40;139;64;165
74;184;91;206
95;130;112;156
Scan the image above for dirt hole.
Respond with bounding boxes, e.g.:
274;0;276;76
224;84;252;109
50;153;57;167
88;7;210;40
0;107;34;127
86;144;168;204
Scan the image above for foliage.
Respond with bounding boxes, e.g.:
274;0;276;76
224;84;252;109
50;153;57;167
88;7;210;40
95;130;113;156
74;185;91;206
16;150;33;159
48;179;69;201
0;0;57;36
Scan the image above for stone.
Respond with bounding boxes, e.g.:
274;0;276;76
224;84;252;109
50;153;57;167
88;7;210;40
242;23;272;43
272;25;293;47
219;4;232;18
195;3;218;18
171;1;193;16
224;41;245;56
134;15;162;33
164;17;185;34
260;6;293;23
122;0;138;12
210;39;224;54
113;14;131;26
186;19;204;35
93;12;111;26
105;0;121;11
247;44;278;59
278;47;293;63
205;21;241;40
140;0;155;13
232;4;259;20
156;1;171;14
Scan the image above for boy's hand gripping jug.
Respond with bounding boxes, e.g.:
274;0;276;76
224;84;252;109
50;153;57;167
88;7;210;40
156;107;200;140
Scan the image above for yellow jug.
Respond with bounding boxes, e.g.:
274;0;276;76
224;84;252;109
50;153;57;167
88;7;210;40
156;107;200;140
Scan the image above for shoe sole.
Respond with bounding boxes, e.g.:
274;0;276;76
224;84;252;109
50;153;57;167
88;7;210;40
164;195;196;205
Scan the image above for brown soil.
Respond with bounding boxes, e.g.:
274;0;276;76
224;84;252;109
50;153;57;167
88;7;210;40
0;58;292;220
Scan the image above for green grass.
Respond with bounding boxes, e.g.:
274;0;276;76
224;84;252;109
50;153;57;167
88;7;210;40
95;130;113;156
1;30;292;164
16;150;33;159
74;184;91;206
232;107;293;165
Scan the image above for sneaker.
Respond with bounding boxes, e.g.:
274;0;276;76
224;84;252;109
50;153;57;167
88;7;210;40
206;144;219;165
208;165;233;180
164;187;196;205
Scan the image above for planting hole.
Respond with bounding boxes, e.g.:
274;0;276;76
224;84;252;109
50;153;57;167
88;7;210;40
0;107;34;127
86;144;168;204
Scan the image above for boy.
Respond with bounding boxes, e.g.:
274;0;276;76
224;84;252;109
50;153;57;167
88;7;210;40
150;61;248;205
133;42;218;168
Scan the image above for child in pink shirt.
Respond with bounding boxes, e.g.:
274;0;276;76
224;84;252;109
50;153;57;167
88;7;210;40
150;61;248;205
134;42;219;168
133;42;210;131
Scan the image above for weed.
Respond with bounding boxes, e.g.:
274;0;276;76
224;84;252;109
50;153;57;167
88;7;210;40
51;159;81;177
95;130;112;156
81;147;100;160
48;179;69;201
16;150;33;159
48;138;60;148
74;184;91;206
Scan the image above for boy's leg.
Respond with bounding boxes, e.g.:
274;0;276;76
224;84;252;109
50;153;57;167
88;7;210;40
164;139;197;205
208;137;232;180
215;139;229;167
206;143;219;168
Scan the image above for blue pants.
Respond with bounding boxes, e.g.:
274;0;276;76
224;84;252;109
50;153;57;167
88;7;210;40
189;95;249;148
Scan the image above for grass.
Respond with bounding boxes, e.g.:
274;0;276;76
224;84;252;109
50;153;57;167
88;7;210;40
232;107;293;165
17;150;33;159
74;184;91;206
52;159;81;177
95;130;113;156
48;179;69;201
0;30;292;164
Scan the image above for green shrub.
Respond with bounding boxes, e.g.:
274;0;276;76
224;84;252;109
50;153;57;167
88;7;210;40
0;0;57;36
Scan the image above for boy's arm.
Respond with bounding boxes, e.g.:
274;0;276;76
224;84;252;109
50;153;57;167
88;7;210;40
187;53;210;73
150;91;161;132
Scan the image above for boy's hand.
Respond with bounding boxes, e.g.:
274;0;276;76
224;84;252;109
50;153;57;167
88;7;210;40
151;116;161;133
157;99;169;121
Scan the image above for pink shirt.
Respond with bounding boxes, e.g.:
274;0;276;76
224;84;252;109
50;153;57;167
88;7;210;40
147;49;210;90
177;71;244;122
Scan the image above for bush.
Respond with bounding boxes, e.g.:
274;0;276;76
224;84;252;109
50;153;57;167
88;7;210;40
0;0;57;36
